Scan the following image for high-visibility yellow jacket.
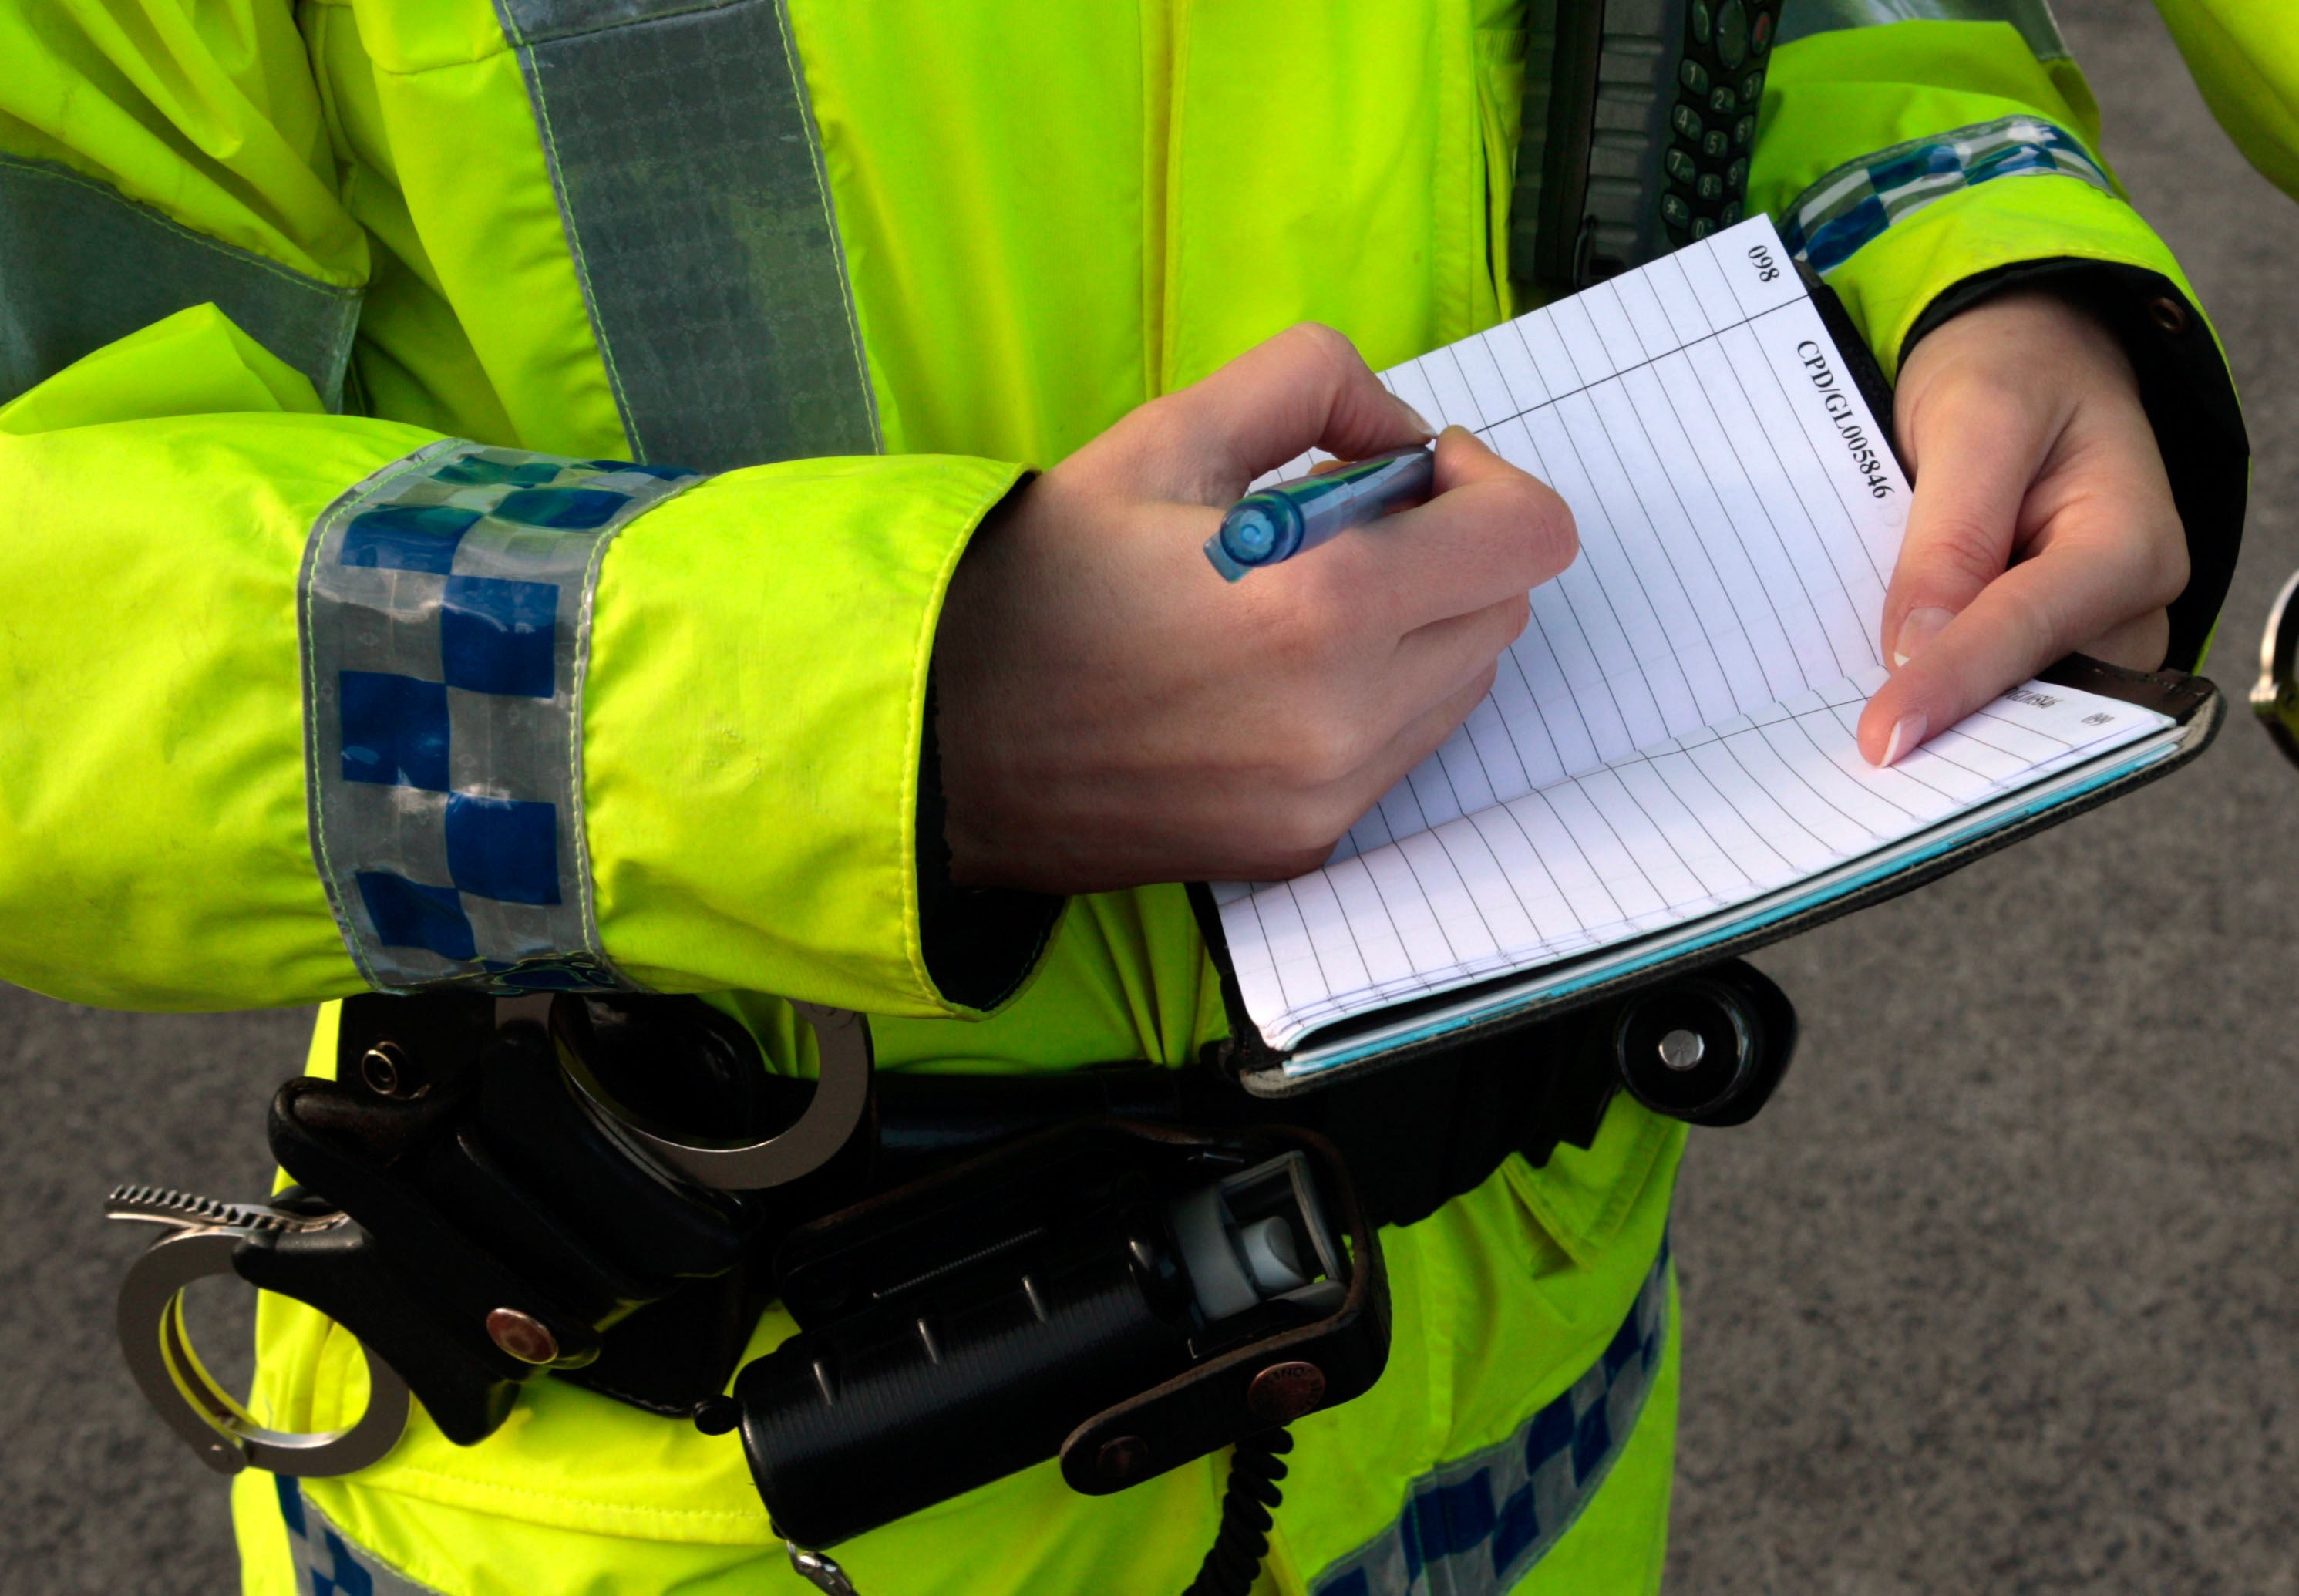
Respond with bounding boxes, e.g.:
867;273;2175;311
2155;0;2299;201
0;3;2247;1594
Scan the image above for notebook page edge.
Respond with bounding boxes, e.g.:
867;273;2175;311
1224;673;2173;1049
1273;716;2190;1076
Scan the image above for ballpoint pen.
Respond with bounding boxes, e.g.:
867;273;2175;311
1203;444;1436;581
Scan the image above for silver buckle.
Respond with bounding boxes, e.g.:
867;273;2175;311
106;1186;411;1477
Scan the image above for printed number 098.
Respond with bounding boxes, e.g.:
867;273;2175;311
1747;244;1779;283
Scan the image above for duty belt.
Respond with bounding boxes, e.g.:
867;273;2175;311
106;964;1791;1594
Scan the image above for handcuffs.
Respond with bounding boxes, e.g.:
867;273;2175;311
106;998;874;1480
106;1184;411;1477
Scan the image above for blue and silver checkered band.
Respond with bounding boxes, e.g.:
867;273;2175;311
1310;1244;1671;1596
277;1476;444;1596
1781;115;2115;276
300;440;702;995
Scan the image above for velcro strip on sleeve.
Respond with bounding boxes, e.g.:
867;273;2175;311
0;157;362;411
1781;115;2115;275
493;0;881;472
301;442;702;994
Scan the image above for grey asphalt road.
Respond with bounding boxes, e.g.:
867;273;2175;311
3;2;2294;1590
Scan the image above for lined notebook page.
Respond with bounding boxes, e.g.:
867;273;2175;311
1213;216;2173;1050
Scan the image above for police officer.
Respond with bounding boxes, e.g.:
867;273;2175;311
0;0;2246;1591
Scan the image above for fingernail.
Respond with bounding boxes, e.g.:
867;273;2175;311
1892;606;1955;668
1881;712;1927;768
1395;399;1437;439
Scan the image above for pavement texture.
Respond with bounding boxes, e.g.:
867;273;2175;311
2;1;2294;1590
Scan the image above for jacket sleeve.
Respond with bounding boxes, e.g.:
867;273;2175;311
0;3;1052;1018
2153;0;2299;203
1750;10;2248;671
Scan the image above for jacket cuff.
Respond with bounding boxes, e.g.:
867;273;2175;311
582;453;1039;1017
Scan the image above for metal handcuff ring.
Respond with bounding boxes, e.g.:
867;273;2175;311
2254;567;2299;769
554;998;875;1191
108;1001;873;1477
106;1187;412;1477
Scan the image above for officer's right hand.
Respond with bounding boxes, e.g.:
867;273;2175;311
931;322;1578;894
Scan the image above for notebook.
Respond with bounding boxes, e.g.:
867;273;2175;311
1196;214;2220;1091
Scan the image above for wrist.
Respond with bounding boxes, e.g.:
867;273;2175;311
927;471;1038;890
1900;283;2136;399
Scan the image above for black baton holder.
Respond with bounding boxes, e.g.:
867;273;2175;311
708;1118;1387;1551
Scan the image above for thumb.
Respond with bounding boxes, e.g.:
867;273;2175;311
1876;381;2056;673
1169;323;1433;497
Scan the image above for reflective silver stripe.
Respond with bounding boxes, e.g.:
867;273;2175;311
1310;1246;1671;1596
0;157;361;410
492;0;881;473
301;441;702;994
1776;0;2070;62
1780;113;2113;274
278;1477;446;1596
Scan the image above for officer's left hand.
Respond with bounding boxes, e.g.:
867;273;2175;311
1855;289;2189;765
